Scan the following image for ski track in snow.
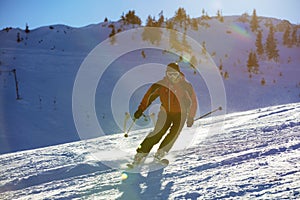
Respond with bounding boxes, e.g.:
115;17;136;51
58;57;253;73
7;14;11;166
0;103;299;199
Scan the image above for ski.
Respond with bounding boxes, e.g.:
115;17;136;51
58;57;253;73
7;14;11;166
126;157;169;169
155;158;169;166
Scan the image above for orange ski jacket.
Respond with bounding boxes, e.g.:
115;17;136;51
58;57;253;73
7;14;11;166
138;76;197;119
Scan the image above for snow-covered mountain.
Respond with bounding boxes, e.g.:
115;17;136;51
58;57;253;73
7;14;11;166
0;15;299;155
0;14;300;199
0;102;299;199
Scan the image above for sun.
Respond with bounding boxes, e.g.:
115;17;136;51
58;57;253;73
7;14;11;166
211;0;223;11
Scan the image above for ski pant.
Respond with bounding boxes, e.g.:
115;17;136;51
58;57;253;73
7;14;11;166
136;109;187;154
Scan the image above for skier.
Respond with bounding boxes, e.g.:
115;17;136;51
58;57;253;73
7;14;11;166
132;62;197;165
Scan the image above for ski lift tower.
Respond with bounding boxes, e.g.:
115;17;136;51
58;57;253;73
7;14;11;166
0;68;21;100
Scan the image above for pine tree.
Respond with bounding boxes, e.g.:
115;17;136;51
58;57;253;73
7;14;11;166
142;17;162;44
166;20;174;29
265;24;279;61
145;12;164;28
217;10;224;22
141;50;146;58
190;55;197;74
255;30;264;56
250;9;259;32
186;14;191;24
174;7;187;27
108;24;116;45
191;18;198;30
109;24;116;37
238;12;249;23
291;27;298;46
247;50;259;74
120;13;125;22
146;15;154;27
219;59;223;71
247;51;253;73
124;10;142;25
283;25;291;46
219;15;224;23
252;52;259;74
224;71;229;79
17;32;21;42
217;10;221;19
201;41;207;55
158;11;164;27
261;78;266;86
25;23;30;33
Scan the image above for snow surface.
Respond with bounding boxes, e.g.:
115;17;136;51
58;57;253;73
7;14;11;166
0;102;299;199
0;15;300;199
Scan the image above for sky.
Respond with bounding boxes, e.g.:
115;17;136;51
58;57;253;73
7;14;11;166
0;0;299;29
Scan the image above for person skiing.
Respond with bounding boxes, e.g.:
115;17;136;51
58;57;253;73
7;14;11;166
132;62;197;165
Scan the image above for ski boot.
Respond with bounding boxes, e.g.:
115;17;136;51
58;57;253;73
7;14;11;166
154;149;166;161
127;153;147;169
154;150;169;166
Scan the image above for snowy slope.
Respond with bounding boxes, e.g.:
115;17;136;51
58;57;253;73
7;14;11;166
0;16;299;154
0;102;299;199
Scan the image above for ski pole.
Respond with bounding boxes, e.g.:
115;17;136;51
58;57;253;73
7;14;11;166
123;112;154;138
194;106;222;121
123;112;130;133
124;118;136;138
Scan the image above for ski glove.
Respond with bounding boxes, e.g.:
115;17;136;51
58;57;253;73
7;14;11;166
187;117;194;127
134;109;143;119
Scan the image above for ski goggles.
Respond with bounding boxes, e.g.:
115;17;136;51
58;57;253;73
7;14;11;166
166;71;180;80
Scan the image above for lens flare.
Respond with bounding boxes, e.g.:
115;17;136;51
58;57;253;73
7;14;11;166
230;23;251;41
72;27;227;172
121;172;128;180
